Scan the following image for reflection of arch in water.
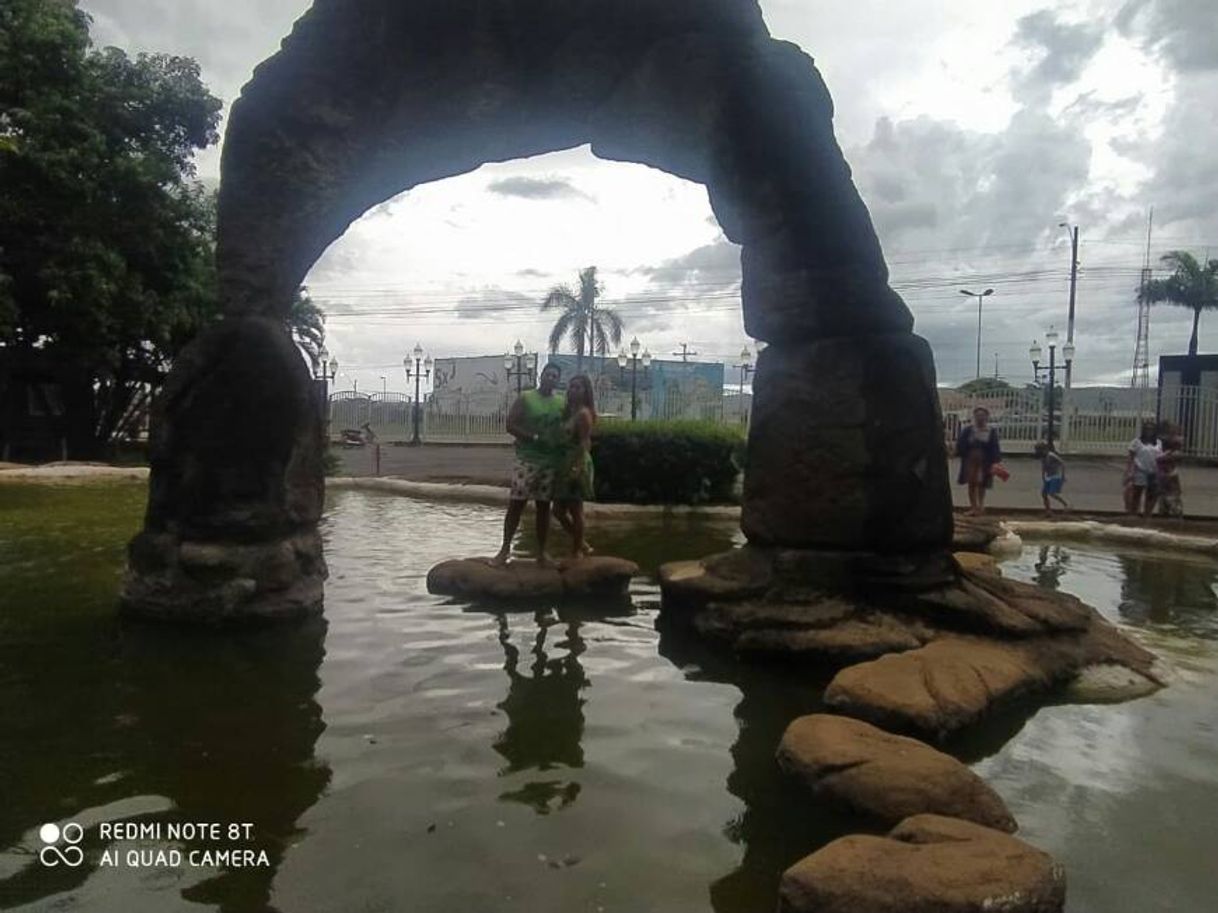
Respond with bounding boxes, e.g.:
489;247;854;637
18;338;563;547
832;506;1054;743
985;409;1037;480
492;612;590;815
1118;554;1218;633
0;618;330;912
654;619;857;913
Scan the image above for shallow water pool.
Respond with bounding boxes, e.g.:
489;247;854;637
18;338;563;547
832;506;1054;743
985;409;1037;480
1;485;1216;912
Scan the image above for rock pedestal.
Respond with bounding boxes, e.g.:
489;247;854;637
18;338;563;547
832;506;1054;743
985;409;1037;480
743;334;952;554
122;317;326;623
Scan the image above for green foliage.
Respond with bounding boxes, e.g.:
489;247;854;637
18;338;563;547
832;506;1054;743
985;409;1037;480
1143;250;1218;357
322;448;343;477
590;420;745;504
542;266;625;372
290;286;326;368
0;0;222;454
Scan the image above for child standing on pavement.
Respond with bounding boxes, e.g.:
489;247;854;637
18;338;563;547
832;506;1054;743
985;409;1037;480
1034;441;1069;514
1157;435;1184;517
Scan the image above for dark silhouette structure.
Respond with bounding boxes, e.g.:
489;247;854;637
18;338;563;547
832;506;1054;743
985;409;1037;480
124;0;951;621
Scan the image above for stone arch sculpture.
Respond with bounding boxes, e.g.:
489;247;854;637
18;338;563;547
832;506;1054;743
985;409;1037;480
123;0;952;621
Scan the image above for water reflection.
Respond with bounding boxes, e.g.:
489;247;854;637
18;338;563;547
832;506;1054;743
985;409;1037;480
655;619;859;913
492;612;589;814
1117;554;1218;635
1033;544;1070;591
0;616;330;913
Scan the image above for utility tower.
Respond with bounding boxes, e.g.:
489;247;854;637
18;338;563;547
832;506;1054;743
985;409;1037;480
672;342;699;362
1131;208;1153;393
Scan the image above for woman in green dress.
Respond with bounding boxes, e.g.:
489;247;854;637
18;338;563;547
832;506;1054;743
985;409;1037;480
553;374;596;558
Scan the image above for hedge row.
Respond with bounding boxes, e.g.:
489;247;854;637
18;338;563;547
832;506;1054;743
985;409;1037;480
590;420;745;504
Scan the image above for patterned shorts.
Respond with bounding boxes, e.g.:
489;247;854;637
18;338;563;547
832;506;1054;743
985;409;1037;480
509;458;555;502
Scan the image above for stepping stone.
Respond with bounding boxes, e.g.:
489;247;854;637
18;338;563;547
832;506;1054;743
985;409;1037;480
777;714;1016;831
823;636;1060;737
779;814;1065;913
426;556;638;600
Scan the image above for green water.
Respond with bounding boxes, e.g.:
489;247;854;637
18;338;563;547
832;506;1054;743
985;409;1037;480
1;485;1216;912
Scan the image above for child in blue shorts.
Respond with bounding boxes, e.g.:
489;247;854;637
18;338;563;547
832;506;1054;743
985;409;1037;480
1034;442;1069;514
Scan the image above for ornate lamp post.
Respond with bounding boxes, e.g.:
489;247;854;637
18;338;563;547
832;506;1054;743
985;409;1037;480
736;346;755;425
314;348;338;436
403;343;432;446
1029;326;1075;450
617;337;652;421
504;339;536;397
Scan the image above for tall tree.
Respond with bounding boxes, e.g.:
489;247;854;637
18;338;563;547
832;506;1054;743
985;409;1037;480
0;0;222;456
1143;250;1218;357
289;286;327;370
542;266;624;372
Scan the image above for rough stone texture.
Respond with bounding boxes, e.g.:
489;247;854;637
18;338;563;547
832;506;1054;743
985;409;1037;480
823;618;1162;738
911;568;1092;637
952;515;1005;552
1064;662;1163;703
953;551;999;575
742;334;952;553
779;814;1066;913
734;613;930;660
122;317;326;622
426;556;638;600
777;714;1016;831
658;547;776;611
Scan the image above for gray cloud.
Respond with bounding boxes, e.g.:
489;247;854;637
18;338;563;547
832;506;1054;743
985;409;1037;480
1010;9;1107;104
632;236;741;287
1117;0;1218;72
851;110;1091;255
486;176;592;202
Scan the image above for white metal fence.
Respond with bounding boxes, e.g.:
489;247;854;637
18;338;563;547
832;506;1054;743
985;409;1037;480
939;385;1218;459
331;386;1218;458
327;389;751;444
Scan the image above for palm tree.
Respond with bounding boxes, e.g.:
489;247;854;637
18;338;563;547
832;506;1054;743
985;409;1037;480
1143;251;1218;356
287;285;326;368
541;266;624;372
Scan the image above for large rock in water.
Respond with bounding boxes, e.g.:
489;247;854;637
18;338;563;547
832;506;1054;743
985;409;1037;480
779;814;1066;913
777;714;1016;832
823;622;1161;738
427;556;638;600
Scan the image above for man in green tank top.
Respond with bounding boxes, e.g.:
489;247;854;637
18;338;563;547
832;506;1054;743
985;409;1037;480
492;362;565;565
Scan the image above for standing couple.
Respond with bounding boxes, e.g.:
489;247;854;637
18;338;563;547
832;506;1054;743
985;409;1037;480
492;363;596;565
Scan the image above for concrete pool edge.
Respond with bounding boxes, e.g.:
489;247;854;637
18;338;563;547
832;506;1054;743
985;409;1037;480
8;470;1218;554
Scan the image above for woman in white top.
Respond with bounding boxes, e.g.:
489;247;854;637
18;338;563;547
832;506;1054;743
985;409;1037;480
1125;421;1162;516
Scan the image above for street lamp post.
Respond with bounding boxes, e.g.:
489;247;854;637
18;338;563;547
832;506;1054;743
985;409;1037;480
736;346;755;426
403;343;432;446
504;339;536;397
1059;221;1080;391
960;288;994;380
1029;326;1075;450
314;348;339;436
617;337;652;421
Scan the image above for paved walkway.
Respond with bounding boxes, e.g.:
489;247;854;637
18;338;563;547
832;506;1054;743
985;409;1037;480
335;446;1218;518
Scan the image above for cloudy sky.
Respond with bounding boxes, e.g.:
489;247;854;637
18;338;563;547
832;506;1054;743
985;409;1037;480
81;0;1218;393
